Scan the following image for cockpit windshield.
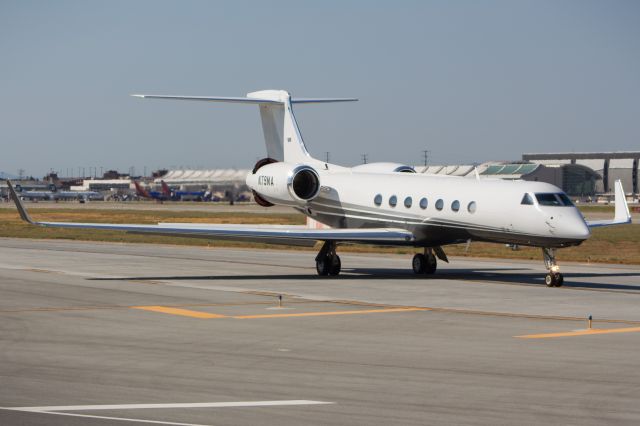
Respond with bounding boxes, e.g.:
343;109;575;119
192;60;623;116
535;193;574;207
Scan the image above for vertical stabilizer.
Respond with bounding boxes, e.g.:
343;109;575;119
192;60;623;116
247;90;312;163
257;103;284;160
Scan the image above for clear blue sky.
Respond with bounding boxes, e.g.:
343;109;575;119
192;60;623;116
1;0;639;177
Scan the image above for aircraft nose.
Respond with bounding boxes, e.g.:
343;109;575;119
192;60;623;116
570;218;591;240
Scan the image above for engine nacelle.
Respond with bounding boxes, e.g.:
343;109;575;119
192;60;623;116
351;162;416;174
246;162;321;206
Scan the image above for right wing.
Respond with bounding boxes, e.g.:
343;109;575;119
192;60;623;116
6;181;414;246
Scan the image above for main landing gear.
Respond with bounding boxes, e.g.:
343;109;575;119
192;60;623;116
316;241;341;276
412;248;437;275
542;247;564;287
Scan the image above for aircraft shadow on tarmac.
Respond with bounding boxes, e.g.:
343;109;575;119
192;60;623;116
89;268;640;292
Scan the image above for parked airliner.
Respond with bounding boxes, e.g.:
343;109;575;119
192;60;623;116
160;181;208;201
133;180;171;201
7;90;631;287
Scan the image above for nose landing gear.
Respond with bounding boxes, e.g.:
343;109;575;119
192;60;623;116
542;248;564;287
316;241;341;276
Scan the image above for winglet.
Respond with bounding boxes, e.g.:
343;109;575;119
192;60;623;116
586;179;632;228
613;179;631;223
6;180;35;224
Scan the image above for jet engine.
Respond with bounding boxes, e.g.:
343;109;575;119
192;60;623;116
247;161;321;206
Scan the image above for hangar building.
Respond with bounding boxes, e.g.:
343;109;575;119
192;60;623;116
523;152;639;196
417;162;601;197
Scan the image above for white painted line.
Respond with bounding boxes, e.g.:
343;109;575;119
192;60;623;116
7;400;334;412
12;411;213;426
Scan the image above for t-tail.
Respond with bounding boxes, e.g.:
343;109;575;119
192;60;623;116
131;90;357;164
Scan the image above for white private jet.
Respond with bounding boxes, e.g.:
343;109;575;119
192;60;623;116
7;90;632;287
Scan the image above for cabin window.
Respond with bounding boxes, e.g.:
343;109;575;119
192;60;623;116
389;195;397;207
521;193;534;205
404;197;412;208
374;194;382;206
451;200;460;212
435;199;444;211
468;201;477;213
419;197;428;209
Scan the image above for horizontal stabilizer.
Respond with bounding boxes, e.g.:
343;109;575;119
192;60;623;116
290;98;358;104
131;94;357;105
131;94;282;104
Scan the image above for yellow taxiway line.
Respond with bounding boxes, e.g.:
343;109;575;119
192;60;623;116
131;306;428;319
132;306;227;319
515;326;640;339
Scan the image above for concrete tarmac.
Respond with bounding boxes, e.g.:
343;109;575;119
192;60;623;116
1;238;640;425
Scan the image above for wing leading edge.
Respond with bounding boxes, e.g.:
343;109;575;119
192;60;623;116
6;181;414;246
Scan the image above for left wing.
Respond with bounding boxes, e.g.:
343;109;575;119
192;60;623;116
586;180;632;228
6;181;414;246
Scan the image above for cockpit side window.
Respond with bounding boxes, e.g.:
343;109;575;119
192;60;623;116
521;193;534;205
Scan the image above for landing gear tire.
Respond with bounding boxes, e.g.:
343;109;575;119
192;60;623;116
545;273;564;287
542;248;564;288
413;251;437;275
316;255;331;276
545;273;554;287
412;254;426;274
316;241;340;277
329;255;341;276
425;253;437;274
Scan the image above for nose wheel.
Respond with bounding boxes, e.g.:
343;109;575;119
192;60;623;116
316;241;341;276
545;272;564;287
542;248;563;287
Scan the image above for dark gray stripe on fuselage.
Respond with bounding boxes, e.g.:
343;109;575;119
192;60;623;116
306;199;584;248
